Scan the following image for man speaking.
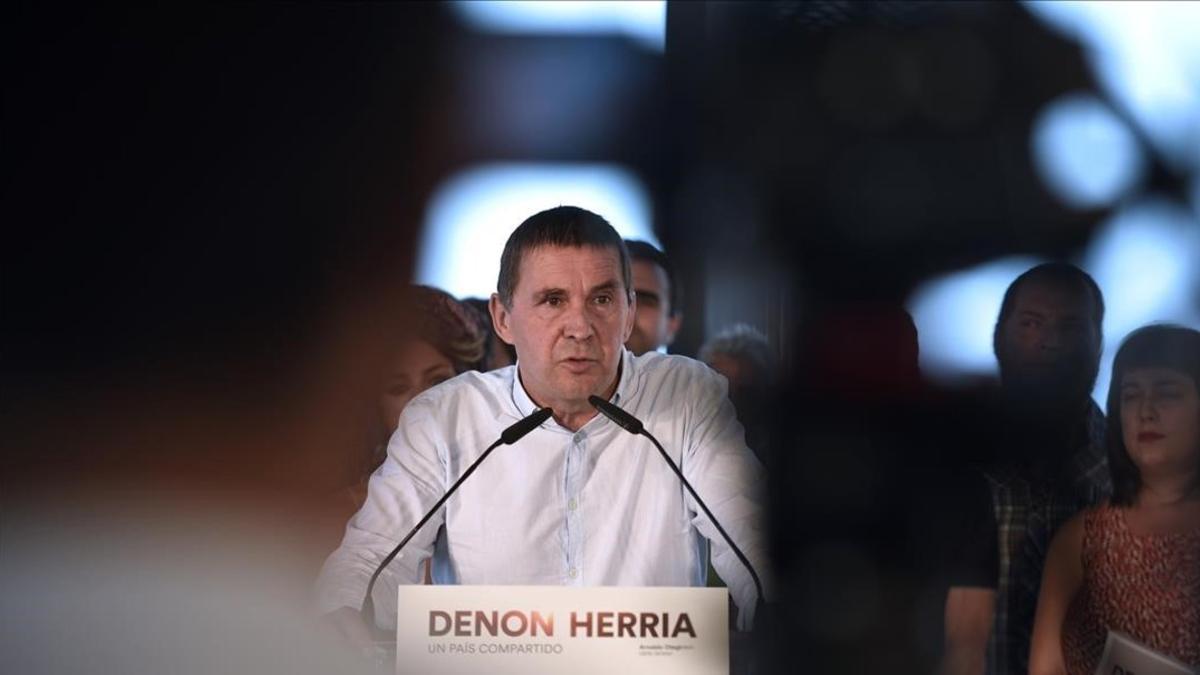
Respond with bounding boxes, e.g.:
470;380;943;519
317;206;769;641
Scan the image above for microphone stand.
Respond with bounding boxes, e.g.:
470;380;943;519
359;407;553;628
588;395;766;608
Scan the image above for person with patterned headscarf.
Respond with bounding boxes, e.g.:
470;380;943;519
317;285;484;560
374;286;486;453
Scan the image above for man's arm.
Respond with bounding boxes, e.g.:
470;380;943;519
940;588;996;675
939;472;1000;675
322;607;380;650
314;397;447;627
1028;513;1085;675
680;366;771;630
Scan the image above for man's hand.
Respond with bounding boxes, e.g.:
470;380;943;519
322;607;377;650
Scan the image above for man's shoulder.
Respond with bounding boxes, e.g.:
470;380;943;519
406;366;514;417
633;351;719;384
629;352;728;414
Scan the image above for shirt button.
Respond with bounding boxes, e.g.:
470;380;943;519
568;498;577;511
568;567;578;579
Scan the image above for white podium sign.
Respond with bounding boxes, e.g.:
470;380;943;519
395;585;729;675
1094;631;1197;675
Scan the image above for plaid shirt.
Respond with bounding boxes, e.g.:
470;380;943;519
983;402;1109;675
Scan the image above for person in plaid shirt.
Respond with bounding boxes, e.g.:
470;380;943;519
941;263;1110;675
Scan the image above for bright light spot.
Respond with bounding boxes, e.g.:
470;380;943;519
416;163;658;299
1084;198;1200;401
1024;1;1200;171
1085;200;1197;337
907;256;1044;383
1032;93;1143;209
452;1;666;52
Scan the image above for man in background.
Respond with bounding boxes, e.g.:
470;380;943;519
700;323;776;463
941;263;1109;675
624;239;684;355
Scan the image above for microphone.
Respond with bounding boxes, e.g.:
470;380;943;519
588;395;766;609
589;396;643;434
360;406;553;627
501;407;554;444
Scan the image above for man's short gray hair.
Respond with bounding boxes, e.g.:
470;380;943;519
699;323;774;383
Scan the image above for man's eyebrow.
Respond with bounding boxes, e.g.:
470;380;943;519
589;280;621;294
533;287;567;299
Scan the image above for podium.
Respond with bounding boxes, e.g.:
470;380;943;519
393;585;729;675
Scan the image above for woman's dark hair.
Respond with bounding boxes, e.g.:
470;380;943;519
1106;323;1200;506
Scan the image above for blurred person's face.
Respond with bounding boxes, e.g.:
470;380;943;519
1120;367;1200;482
995;281;1101;408
491;245;634;417
707;352;750;394
378;338;455;436
626;259;681;355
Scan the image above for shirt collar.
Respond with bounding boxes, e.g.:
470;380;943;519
510;348;638;430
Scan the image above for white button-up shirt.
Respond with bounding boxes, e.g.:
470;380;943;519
315;350;769;629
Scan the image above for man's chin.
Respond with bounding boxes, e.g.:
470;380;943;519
551;373;616;403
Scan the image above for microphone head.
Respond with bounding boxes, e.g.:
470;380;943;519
587;395;643;435
500;407;553;445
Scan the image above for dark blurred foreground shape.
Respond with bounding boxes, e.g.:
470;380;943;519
657;2;1110;672
2;4;455;674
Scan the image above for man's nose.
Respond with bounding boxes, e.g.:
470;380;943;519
562;302;594;340
1038;326;1064;352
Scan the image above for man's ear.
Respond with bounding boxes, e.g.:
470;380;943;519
622;291;636;342
490;293;516;346
665;313;683;346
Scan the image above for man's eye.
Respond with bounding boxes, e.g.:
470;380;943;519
545;296;563;307
594;294;611;305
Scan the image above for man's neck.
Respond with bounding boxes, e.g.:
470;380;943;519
518;363;622;433
554;406;599;432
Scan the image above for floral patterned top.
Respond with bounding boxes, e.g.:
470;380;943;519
1062;504;1200;675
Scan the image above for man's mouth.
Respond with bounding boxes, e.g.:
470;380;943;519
1137;431;1165;443
561;357;597;373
